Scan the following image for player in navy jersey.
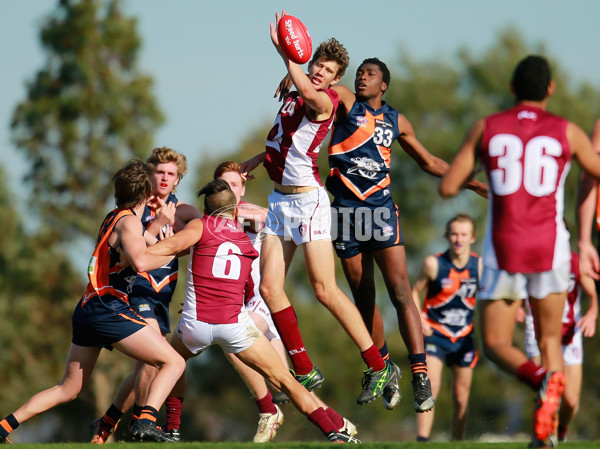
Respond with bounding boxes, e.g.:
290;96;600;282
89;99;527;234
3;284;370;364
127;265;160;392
146;179;359;443
521;251;598;442
317;57;484;413
0;160;186;444
241;12;399;407
92;147;202;444
412;214;481;441
440;55;600;448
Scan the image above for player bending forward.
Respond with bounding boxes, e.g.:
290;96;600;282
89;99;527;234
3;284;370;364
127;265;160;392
147;179;359;443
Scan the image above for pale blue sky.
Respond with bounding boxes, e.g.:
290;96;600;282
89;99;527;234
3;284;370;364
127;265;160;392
2;0;600;205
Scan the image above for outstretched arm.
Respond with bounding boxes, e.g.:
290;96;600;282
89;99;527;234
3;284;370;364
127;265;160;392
117;215;174;272
270;11;335;118
398;115;487;198
439;119;485;198
146;219;204;257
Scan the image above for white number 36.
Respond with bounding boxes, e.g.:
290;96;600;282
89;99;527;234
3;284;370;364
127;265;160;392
489;133;563;197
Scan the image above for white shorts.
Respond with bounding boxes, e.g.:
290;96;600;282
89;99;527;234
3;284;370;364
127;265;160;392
479;262;570;300
246;295;281;341
265;187;331;245
524;313;583;365
174;309;262;354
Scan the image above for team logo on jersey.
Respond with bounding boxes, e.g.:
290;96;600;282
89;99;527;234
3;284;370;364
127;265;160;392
335;242;346;250
517;110;537;121
375;119;393;128
356;116;368;127
125;275;137;294
347;157;384;179
441;278;454;289
382;225;393;237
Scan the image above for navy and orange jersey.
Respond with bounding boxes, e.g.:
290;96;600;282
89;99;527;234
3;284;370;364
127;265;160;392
423;251;479;342
326;100;400;208
77;208;140;317
130;194;179;303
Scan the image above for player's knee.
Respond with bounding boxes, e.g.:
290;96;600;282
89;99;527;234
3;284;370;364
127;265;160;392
259;283;277;303
562;393;579;413
390;287;412;308
312;281;336;304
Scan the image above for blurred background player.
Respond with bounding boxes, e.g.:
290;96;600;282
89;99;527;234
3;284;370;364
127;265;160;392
240;12;398;406
0;159;185;444
440;55;600;448
411;214;481;441
146;179;359;443
522;250;597;441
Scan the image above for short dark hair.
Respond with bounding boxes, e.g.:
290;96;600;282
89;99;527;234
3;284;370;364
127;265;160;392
112;159;152;209
360;58;391;86
511;55;552;102
196;178;237;215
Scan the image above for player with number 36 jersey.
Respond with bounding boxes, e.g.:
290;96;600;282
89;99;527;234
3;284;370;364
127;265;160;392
440;55;600;448
480;105;571;274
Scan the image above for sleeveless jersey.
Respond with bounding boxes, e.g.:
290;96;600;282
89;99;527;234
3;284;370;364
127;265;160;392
480;104;571;273
79;208;139;313
131;194;179;302
327;100;400;207
423;251;479;342
183;214;258;324
264;89;339;187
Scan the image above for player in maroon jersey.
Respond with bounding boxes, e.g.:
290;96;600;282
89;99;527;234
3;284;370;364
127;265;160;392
240;12;398;406
440;55;600;448
146;179;358;443
0;160;185;444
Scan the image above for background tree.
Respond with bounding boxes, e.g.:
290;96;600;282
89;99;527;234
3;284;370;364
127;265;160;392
5;0;163;441
11;0;163;244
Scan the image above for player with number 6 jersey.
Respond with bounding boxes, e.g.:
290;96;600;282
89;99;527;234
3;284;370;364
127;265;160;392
440;55;600;448
146;179;359;443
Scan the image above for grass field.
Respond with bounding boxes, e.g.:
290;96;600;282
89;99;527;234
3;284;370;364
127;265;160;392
6;442;600;449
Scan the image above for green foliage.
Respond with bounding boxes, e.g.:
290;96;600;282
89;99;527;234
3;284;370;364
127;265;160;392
11;0;163;243
0;163;83;412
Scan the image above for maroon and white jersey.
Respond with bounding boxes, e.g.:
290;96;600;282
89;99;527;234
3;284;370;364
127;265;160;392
264;89;339;187
480;104;572;273
183;215;258;324
562;252;581;345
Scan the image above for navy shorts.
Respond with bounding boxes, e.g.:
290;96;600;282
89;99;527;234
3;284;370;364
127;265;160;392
332;201;403;259
424;333;478;368
72;307;147;350
129;295;171;334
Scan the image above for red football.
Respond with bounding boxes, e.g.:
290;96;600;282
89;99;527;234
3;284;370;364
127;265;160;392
277;15;312;64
